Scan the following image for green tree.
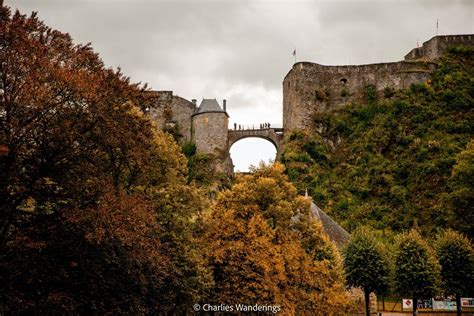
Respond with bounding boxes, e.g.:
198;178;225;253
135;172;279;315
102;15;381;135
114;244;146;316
394;229;440;316
343;226;391;316
435;229;474;316
443;140;474;238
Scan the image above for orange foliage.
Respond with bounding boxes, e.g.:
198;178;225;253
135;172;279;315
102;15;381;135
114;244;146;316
203;163;350;314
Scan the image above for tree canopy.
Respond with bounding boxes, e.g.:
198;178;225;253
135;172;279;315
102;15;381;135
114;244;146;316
344;226;390;315
203;163;350;314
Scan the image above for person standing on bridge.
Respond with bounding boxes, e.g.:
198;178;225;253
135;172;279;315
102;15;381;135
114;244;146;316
234;123;237;130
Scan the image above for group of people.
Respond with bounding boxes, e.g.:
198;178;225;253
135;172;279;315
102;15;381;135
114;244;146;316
233;122;271;130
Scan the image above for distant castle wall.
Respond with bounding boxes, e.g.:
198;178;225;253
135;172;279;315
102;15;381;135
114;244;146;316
283;34;474;131
405;34;474;60
144;91;195;142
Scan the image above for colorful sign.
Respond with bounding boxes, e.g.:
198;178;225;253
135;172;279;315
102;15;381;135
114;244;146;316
417;299;432;309
461;298;474;308
432;299;456;311
402;299;433;310
402;299;413;310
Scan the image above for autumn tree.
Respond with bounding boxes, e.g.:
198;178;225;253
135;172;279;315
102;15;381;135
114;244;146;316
203;163;349;314
343;226;391;316
0;5;211;313
435;229;474;316
394;230;440;316
0;5;161;245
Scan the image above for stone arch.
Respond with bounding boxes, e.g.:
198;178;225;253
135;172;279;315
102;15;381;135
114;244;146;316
227;128;284;158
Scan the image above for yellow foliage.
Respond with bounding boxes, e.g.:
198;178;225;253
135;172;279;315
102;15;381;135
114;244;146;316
202;163;350;314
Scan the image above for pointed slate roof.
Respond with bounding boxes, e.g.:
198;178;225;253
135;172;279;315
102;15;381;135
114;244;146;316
310;202;350;249
194;98;226;115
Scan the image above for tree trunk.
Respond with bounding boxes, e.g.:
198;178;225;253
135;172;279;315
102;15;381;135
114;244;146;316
413;297;418;316
456;293;461;316
364;289;370;316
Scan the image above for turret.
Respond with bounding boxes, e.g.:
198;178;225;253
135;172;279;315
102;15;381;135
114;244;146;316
192;98;229;155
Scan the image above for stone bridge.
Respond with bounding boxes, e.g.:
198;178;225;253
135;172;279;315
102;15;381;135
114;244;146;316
228;128;284;157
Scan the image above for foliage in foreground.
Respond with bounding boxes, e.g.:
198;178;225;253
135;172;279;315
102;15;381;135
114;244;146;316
393;230;440;315
0;6;209;313
435;229;474;315
343;226;390;316
202;163;352;314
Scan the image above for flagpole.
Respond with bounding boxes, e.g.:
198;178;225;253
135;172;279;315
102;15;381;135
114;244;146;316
436;18;439;36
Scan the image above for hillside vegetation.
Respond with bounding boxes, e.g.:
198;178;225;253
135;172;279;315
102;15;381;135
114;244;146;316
282;47;474;238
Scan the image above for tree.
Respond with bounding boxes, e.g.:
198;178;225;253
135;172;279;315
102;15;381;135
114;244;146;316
0;5;159;245
202;163;350;314
393;229;440;316
0;190;172;314
443;140;474;238
435;229;474;316
344;226;391;316
0;5;211;313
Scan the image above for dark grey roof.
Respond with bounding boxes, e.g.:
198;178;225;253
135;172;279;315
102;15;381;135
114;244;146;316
310;202;350;249
195;98;224;114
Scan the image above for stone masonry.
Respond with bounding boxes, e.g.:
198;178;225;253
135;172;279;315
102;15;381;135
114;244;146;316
142;34;474;171
283;34;474;131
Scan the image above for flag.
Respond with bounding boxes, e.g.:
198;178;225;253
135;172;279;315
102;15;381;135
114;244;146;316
292;49;296;56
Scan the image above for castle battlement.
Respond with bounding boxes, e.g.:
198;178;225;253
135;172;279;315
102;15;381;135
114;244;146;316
283;34;474;131
405;34;474;61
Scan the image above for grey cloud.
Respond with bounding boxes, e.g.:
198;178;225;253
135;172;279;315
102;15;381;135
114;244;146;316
8;0;474;119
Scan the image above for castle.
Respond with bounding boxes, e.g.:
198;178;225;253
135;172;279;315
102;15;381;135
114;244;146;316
283;34;474;131
142;34;474;172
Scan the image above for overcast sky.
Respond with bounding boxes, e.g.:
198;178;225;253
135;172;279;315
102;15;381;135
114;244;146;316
9;0;474;171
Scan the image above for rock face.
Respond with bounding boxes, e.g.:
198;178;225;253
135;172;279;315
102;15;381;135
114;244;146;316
283;34;474;132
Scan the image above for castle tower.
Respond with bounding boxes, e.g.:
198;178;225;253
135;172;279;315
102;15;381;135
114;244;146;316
192;98;229;156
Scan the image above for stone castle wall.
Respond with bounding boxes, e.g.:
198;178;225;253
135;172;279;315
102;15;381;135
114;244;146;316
192;112;229;156
145;91;195;142
283;61;434;130
283;34;474;131
405;34;474;60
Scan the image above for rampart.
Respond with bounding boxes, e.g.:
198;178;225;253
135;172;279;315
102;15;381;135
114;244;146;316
283;34;474;131
144;90;195;142
405;34;474;60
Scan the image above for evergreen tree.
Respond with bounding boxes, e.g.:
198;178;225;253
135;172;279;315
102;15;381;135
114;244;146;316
435;229;474;316
393;229;440;316
343;226;391;316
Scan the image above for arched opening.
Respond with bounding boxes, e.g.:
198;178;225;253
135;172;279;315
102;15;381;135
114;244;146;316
340;78;348;84
229;138;277;172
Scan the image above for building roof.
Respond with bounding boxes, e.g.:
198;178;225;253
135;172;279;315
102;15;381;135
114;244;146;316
194;98;225;114
310;202;350;249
